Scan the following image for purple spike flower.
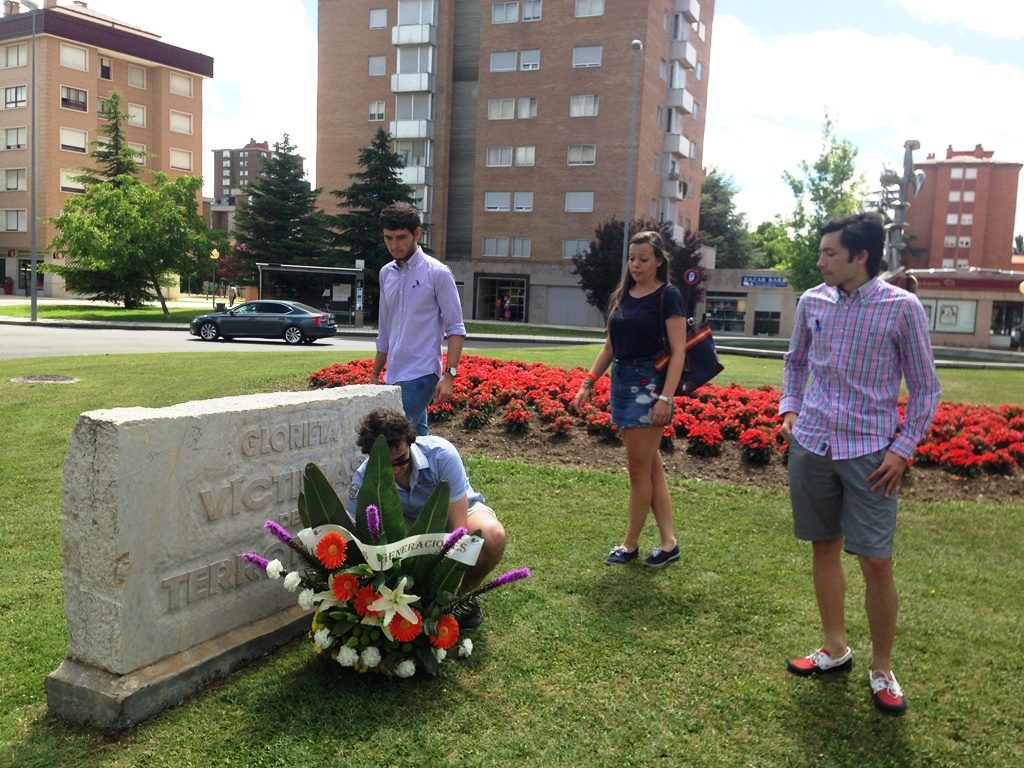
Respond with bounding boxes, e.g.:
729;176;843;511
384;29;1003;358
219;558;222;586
465;567;532;599
443;526;469;551
366;504;381;543
240;552;269;571
263;520;293;544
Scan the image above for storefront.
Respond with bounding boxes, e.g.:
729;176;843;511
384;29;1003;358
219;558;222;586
702;270;798;338
906;269;1024;349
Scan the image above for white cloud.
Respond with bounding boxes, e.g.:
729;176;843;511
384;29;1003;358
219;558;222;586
887;0;1024;39
704;15;1024;237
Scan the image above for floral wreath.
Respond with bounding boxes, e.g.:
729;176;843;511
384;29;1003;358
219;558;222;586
241;434;530;677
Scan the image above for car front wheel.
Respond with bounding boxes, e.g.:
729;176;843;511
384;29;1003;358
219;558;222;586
198;322;219;341
283;325;303;345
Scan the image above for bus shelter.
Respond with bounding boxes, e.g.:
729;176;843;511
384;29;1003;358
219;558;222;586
256;263;365;327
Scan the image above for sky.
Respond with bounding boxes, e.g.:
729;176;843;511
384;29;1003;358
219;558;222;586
92;0;1023;239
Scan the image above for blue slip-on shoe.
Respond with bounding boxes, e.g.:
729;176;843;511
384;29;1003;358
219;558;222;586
643;544;680;568
605;546;639;565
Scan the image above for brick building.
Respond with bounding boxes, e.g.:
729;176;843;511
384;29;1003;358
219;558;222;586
0;0;212;297
209;138;271;233
316;0;714;326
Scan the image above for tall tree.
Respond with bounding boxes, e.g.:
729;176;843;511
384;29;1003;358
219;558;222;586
572;218;706;320
748;218;793;269
699;168;756;269
329;128;418;321
233;134;330;270
76;91;145;186
780;115;868;291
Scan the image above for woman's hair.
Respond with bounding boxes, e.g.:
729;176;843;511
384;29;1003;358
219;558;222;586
606;230;671;322
355;408;417;454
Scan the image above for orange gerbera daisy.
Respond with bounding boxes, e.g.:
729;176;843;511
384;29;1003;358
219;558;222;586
354;585;381;617
389;608;423;642
316;532;347;570
330;572;360;602
429;614;460;650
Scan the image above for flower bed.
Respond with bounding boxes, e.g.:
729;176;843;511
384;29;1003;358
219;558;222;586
309;356;1023;477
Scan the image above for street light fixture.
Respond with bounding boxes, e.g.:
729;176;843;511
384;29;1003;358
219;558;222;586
22;0;39;322
620;38;644;275
210;248;220;307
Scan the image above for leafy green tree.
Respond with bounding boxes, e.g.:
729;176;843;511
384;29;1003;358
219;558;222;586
329;127;418;321
233;134;330;271
748;218;793;269
76;91;145;186
572;217;706;320
699;168;756;268
780;115;868;291
1014;234;1023;254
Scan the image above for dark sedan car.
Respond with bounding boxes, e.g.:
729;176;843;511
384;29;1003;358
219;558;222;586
189;300;337;345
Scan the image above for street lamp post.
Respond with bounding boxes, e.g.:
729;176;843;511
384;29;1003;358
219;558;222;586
210;248;220;307
23;0;39;322
620;38;644;275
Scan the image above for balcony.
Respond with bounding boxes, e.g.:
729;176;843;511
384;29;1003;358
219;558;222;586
390;119;435;139
391;72;436;93
674;0;700;23
392;24;436;46
398;166;433;186
664;133;685;156
662;178;685;200
667;87;694;113
671;40;697;69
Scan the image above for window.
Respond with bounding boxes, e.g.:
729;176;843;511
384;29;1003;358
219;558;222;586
492;1;518;23
514;191;533;211
523;0;542;21
486;146;513;167
511;237;531;257
169;110;193;135
127;102;146;127
395;139;431;167
572;45;602;67
689;140;698;159
169;71;193;97
965;168;978;180
562;239;590;259
520;49;540;70
60;43;88;71
565;191;594;212
692;101;701;120
368;100;385;121
575;0;604;16
659;59;668;81
949;167;963;180
483;237;509;256
60;169;85;193
490;51;517;72
100;57;112;80
128;64;146;89
949;190;961;202
653;154;661;174
369;8;387;27
129;142;147;165
488;98;514;119
169;148;192;171
368;55;386;76
567;144;596;165
3;43;27;68
946;213;958;225
484;191;511;211
515;146;535;166
696;61;703;80
60;86;87;112
4;86;26;110
958;236;972;248
570;94;599;116
517;97;537;118
397;0;435;25
398;44;433;74
60;127;87;153
97;96;115;119
963;190;975;203
960;213;973;226
4;209;26;231
396;92;432;120
4;168;25;191
943;235;956;248
4;127;26;150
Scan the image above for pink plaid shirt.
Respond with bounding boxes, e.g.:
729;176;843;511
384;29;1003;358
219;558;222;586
780;278;941;460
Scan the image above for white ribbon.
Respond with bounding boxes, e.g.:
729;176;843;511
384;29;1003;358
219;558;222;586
297;525;483;572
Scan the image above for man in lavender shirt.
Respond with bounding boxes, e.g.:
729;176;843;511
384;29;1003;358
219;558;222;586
370;203;466;436
779;212;941;715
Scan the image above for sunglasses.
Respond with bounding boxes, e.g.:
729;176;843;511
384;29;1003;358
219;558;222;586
391;453;412;467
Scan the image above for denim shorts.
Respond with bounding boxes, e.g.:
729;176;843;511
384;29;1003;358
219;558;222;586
610;358;662;429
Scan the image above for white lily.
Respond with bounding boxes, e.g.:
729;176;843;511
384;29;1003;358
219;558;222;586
367;576;420;628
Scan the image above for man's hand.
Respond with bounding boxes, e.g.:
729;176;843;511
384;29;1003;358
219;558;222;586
779;412;797;442
433;374;454;404
867;450;908;498
369;372;381;385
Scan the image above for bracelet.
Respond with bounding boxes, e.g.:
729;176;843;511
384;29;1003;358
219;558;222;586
581;374;597;389
657;394;672;404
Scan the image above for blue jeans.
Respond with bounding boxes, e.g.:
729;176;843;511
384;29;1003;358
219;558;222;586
398;373;440;436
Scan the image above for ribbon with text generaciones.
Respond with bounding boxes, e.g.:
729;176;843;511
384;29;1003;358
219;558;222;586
297;525;482;572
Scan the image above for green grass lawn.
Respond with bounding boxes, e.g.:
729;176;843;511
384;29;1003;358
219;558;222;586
0;350;1021;767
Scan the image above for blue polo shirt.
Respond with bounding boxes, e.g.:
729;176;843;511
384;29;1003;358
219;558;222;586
348;435;485;524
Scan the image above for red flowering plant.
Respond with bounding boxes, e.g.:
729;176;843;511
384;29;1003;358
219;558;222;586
738;427;774;466
241;435;530;677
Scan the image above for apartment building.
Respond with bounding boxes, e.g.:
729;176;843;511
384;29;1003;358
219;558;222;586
0;0;213;297
209;138;271;232
317;0;713;327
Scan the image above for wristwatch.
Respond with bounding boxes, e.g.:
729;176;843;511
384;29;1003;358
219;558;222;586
445;366;458;378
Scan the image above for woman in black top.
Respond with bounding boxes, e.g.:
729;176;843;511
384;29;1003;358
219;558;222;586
573;230;686;567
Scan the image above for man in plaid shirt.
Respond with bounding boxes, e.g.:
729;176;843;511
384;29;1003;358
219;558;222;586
779;212;941;715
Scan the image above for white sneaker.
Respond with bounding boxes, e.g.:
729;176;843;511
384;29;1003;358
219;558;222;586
786;646;853;676
869;669;907;714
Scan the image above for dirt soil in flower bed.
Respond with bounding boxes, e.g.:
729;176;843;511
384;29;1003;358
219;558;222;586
430;421;1024;506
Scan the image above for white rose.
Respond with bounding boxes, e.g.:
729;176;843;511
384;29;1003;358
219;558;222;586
361;646;381;668
265;559;284;580
395;659;416;678
336;646;358;667
313;628;332;649
283;571;302;592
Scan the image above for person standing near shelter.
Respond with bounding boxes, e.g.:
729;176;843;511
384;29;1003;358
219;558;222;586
228;284;237;307
370;203;466;436
779;212;941;715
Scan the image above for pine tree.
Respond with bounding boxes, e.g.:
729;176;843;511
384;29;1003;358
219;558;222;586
76;91;145;186
329;128;418;321
699;168;756;269
233;134;329;270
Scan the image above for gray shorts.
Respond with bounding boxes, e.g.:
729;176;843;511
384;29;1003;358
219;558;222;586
788;438;898;559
